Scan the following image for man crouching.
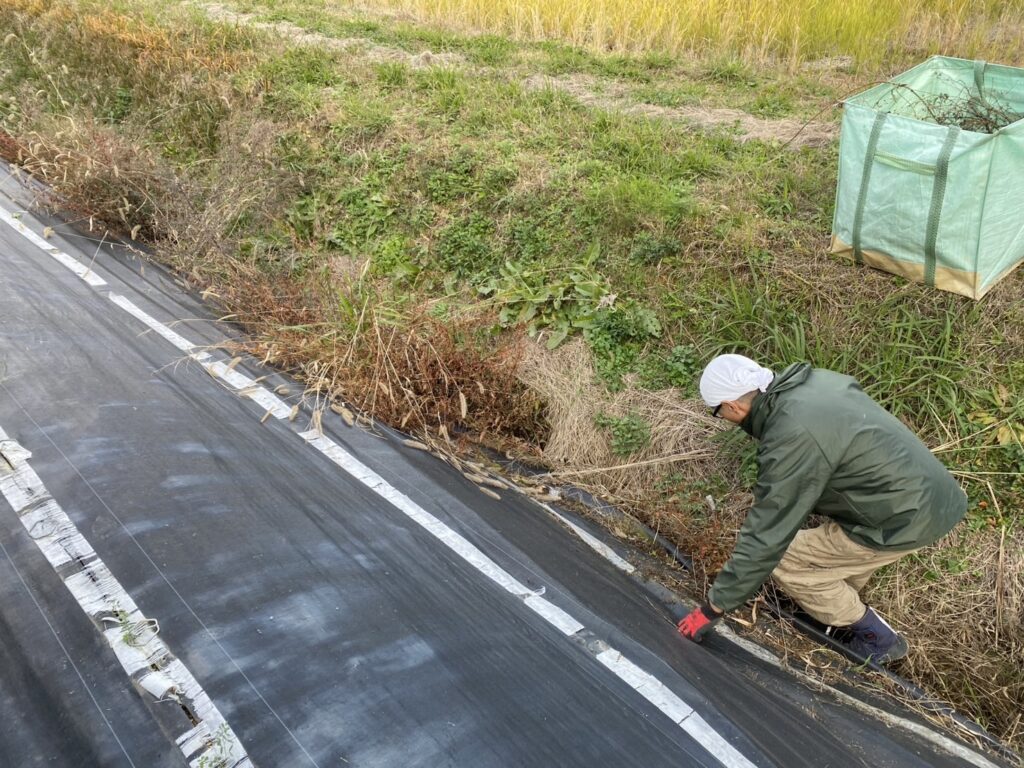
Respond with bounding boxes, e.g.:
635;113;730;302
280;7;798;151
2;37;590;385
677;354;966;663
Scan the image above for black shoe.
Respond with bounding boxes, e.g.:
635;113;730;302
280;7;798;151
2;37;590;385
845;608;909;663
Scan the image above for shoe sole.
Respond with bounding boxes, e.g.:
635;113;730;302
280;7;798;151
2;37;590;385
865;635;909;665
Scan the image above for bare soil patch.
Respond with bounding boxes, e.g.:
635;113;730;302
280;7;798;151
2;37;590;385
200;3;466;67
522;74;837;147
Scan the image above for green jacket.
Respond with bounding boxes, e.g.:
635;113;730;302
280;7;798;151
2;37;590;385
709;363;966;613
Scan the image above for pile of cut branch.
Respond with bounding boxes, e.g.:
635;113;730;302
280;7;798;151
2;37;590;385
887;78;1023;133
884;74;1019;134
921;92;1022;133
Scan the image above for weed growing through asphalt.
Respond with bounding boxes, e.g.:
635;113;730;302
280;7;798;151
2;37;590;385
113;608;142;648
197;724;234;768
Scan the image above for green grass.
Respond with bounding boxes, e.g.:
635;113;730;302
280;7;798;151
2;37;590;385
595;411;653;456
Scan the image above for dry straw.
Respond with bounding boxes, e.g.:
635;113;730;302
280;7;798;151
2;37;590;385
361;0;1024;65
517;337;720;498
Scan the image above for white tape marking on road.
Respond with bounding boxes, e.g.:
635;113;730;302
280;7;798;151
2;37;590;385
523;594;585;636
680;713;758;768
638;678;698;725
108;293;201;355
199;359;290;419
0;426;251;768
102;617;169;676
243;385;292;420
164;658;254;768
596;649;750;767
139;669;178;700
64;560;141;616
20;499;96;569
0;459;49;512
544;504;636;574
0;438;31;463
201;358;257;390
605;651;656;690
107;294;294;418
0;206;107;286
297;430;756;768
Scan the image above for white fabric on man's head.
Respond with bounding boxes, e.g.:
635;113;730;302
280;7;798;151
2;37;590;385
699;354;774;407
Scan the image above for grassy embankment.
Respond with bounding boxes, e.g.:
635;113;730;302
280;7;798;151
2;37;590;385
0;0;1021;750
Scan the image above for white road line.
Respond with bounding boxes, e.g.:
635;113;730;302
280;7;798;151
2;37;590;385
596;650;694;723
298;430;757;768
0;206;106;286
199;358;291;419
544;504;636;574
0;428;252;768
108;293;205;357
107;294;291;418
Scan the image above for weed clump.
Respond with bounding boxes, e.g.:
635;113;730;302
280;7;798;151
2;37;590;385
927;93;1023;133
595;412;652;456
885;80;1024;133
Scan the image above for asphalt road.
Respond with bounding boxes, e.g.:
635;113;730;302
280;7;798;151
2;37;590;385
0;165;1006;768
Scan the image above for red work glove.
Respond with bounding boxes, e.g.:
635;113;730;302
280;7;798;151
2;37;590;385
677;603;724;643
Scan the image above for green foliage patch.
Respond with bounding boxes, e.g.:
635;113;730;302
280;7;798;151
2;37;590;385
595;412;653;456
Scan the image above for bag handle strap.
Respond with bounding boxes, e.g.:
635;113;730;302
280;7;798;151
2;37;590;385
974;60;988;103
923;125;960;287
852;112;888;265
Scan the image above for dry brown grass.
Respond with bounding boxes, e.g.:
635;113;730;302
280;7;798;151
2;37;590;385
245;300;545;441
869;525;1024;747
360;0;1024;66
517;338;752;590
517;338;717;488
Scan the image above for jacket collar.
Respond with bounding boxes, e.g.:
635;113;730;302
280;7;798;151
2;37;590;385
740;393;767;438
740;362;812;438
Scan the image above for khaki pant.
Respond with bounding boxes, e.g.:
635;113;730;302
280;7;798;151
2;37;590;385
771;520;918;627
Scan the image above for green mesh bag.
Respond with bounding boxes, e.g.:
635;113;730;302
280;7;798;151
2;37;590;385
832;56;1024;299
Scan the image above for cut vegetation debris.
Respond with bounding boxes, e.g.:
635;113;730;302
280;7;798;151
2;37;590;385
918;91;1023;133
866;59;1024;133
1;0;1023;753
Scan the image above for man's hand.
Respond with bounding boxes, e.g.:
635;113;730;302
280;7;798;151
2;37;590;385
677;603;724;643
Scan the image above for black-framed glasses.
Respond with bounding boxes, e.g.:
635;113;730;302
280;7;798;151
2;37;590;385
712;404;723;418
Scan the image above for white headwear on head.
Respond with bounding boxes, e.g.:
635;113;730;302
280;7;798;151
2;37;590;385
699;354;775;408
